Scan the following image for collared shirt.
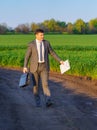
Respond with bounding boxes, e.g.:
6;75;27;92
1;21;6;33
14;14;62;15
36;39;45;63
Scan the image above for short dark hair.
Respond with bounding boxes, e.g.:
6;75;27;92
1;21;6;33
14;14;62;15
34;29;44;34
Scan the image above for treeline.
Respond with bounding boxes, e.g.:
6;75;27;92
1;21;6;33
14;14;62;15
0;18;97;34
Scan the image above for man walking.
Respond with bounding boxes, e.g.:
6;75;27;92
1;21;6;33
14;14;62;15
23;29;63;107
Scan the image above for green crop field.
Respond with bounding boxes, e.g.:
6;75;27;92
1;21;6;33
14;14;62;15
0;34;97;79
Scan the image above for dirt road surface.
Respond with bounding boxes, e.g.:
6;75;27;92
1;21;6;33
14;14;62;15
0;67;97;130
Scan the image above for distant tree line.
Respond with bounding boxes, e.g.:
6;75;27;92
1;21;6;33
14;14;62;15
1;18;97;34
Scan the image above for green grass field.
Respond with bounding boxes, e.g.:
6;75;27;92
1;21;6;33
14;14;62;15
0;34;97;79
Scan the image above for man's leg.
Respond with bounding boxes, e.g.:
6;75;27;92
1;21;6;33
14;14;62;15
32;72;41;107
40;68;53;107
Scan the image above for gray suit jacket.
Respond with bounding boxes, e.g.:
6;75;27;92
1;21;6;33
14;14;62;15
24;40;61;73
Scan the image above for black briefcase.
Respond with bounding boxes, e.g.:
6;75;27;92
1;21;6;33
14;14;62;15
19;73;30;88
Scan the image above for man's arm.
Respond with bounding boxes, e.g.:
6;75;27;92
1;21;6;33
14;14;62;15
48;42;63;64
23;43;32;73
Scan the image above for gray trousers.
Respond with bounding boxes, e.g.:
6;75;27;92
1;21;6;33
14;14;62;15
32;63;51;102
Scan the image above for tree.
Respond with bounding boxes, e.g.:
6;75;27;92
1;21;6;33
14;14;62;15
31;23;39;32
44;19;66;32
44;19;54;31
67;22;73;34
73;19;86;34
42;20;50;32
89;18;97;33
15;24;30;33
0;23;7;34
57;21;66;32
43;19;59;32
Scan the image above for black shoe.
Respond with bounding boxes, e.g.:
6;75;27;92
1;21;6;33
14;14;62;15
46;101;53;107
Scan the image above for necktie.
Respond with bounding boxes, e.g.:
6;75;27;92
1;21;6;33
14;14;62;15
40;42;42;61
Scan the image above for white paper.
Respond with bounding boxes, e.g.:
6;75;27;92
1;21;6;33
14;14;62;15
60;60;70;74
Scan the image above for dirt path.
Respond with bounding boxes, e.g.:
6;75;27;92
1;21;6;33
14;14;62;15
0;68;97;130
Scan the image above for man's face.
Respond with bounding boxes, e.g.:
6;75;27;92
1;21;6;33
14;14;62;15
36;32;44;41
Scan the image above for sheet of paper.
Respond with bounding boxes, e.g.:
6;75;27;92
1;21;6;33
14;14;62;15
60;60;70;74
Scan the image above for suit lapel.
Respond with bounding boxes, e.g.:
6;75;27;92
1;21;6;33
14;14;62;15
43;40;46;54
33;40;38;59
43;40;47;61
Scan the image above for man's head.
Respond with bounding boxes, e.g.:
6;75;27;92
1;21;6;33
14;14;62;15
35;29;44;41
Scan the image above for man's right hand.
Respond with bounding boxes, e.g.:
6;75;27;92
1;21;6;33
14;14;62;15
23;67;28;73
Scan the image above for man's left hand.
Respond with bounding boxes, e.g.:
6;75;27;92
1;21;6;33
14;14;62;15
60;61;64;65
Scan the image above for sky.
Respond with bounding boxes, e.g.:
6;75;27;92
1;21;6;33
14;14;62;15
0;0;97;28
